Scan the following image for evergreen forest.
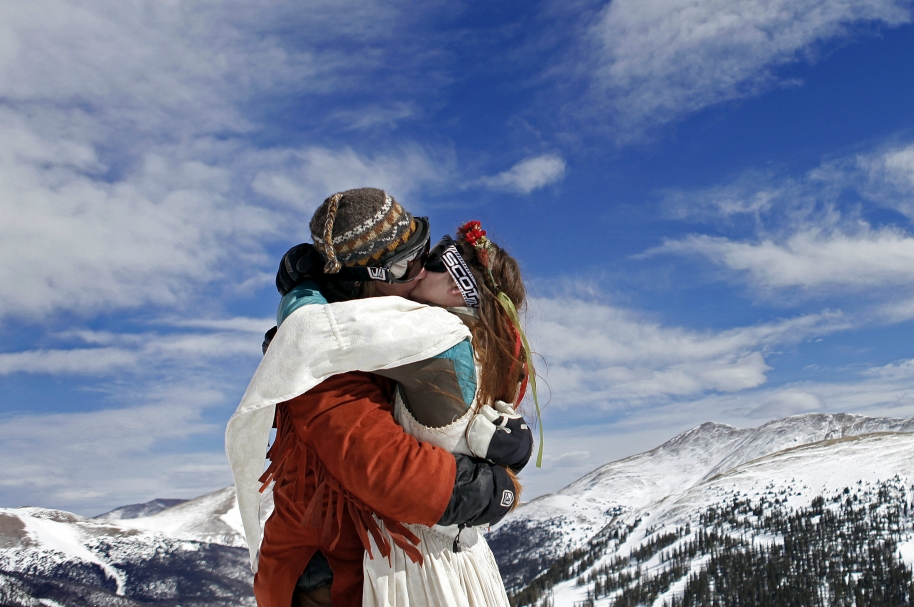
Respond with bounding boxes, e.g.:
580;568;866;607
512;476;914;607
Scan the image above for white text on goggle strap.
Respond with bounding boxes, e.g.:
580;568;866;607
442;246;480;308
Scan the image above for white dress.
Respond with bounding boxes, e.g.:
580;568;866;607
362;388;512;607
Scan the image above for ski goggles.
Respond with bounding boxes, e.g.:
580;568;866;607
425;234;481;308
334;217;431;284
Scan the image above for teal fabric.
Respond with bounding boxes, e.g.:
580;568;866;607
277;281;328;326
433;339;476;408
276;280;476;407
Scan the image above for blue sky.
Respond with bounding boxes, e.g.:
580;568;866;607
2;0;914;514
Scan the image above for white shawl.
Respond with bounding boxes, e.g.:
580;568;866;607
225;297;471;569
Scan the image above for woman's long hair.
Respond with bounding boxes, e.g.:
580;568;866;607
456;235;528;409
458;234;529;498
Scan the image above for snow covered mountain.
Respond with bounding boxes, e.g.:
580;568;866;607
490;413;914;605
3;412;912;606
0;487;254;607
95;499;188;522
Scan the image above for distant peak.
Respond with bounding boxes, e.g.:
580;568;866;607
94;498;188;521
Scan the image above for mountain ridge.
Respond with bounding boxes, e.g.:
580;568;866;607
3;411;913;606
488;412;914;592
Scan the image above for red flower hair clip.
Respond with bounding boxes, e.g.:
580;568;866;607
458;220;494;268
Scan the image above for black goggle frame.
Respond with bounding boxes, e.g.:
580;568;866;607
425;234;458;273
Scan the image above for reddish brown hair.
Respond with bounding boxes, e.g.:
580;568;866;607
455;234;528;410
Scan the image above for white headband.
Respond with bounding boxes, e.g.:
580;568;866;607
441;245;480;308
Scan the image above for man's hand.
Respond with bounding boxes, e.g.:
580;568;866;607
276;243;324;296
466;401;534;472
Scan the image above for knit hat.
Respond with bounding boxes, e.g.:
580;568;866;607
310;188;419;273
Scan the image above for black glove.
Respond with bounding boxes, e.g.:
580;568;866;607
262;326;278;355
437;455;516;527
276;243;324;296
465;401;534;471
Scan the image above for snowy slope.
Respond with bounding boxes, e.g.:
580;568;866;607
0;488;255;607
4;412;913;606
115;487;246;548
95;499;187;521
489;413;914;591
542;430;914;606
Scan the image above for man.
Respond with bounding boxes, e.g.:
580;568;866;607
226;188;516;607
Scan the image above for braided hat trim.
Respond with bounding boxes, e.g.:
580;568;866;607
314;190;417;273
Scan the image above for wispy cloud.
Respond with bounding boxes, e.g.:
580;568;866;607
528;288;849;411
0;0;424;142
0;320;266;376
0;348;140;376
331;102;418;131
851;142;914;218
250;145;452;209
653;227;914;291
0;119;282;319
0;398;231;514
659;172;794;221
584;0;913;138
0;1;456;322
479;154;566;194
0;318;269;513
648;140;914;307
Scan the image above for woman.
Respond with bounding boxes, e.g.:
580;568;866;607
360;220;540;607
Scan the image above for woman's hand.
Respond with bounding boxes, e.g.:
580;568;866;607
437;455;518;527
466;401;534;472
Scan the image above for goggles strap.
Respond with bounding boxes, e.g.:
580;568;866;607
441;245;481;308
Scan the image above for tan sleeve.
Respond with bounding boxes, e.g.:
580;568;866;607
374;359;469;428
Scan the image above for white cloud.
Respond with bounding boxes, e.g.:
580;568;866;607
853;142;914;218
0;1;455;322
0;348;140;376
586;0;912;137
747;388;824;418
659;173;794;221
0;321;265;376
649;140;914;304
0;399;231;514
722;359;914;422
0;317;270;513
331;102;418;131
0;112;447;322
163;316;274;333
527;292;849;410
0;119;280;319
480;154;566;194
250;145;451;209
877;297;914;323
653;226;914;291
0;0;415;142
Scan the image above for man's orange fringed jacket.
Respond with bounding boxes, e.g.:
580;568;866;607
253;371;457;607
